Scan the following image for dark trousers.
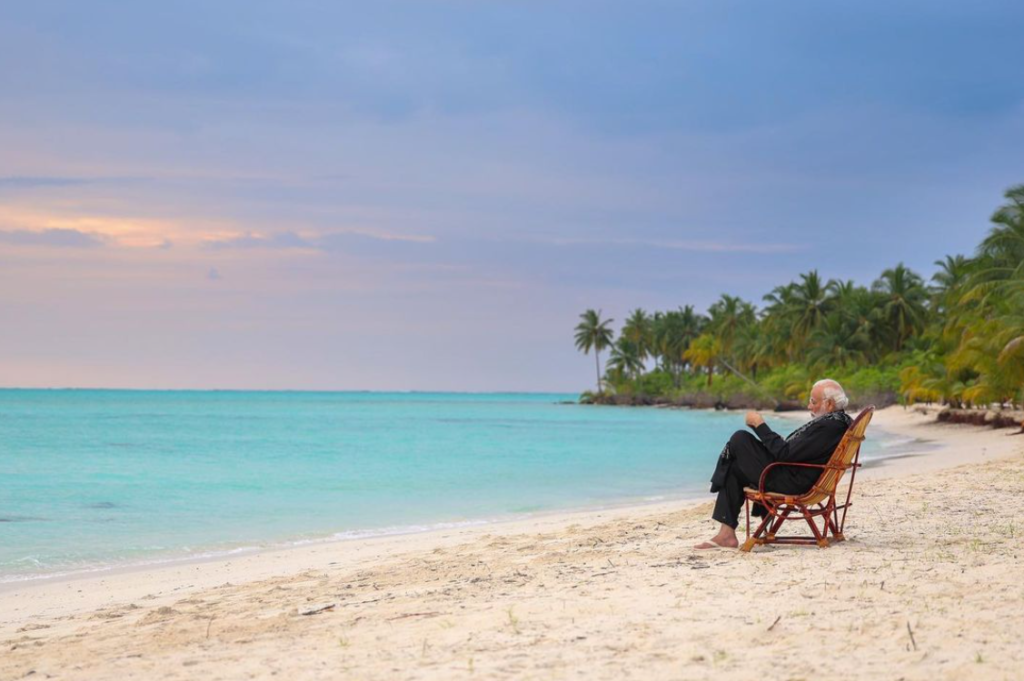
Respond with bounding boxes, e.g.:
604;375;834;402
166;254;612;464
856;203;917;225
711;431;776;529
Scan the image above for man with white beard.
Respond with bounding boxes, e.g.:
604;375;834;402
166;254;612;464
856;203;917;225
694;379;852;550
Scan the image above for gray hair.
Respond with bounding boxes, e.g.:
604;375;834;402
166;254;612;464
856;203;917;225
813;379;849;410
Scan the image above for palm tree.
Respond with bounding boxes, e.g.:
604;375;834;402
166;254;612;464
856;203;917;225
806;313;869;370
684;333;721;387
827;279;889;361
574;309;615;393
947;186;1024;404
676;305;705;369
621;309;653;369
791;270;833;342
732;321;773;378
567;187;1024;407
608;337;644;383
761;282;802;362
826;278;857;301
872;263;928;352
899;351;961;405
651;308;703;385
678;305;705;341
958;188;1022;305
706;294;756;357
974;184;1024;296
931;255;973;313
948;316;1021;406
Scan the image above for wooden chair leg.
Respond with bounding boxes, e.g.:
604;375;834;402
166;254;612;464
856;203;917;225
766;508;791;540
825;498;845;542
799;505;829;548
743;490;855;551
741;513;774;553
745;498;750;539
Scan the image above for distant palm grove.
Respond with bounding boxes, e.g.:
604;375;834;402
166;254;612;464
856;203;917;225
574;185;1024;409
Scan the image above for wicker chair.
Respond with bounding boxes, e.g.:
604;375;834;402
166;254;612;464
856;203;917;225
740;406;875;552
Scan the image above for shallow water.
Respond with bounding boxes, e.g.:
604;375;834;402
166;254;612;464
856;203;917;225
0;390;900;582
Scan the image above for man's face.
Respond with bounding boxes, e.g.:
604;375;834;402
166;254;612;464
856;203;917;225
807;386;833;417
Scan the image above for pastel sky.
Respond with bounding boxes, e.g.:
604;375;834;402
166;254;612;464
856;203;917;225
2;1;1023;391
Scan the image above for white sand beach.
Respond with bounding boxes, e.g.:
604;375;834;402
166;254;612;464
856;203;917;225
2;405;1022;680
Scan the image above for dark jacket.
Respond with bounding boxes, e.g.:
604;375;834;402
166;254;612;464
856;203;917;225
754;410;852;491
710;411;851;494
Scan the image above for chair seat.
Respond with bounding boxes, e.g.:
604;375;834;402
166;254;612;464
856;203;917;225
744;487;799;504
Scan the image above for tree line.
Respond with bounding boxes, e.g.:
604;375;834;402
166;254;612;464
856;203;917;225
574;185;1024;408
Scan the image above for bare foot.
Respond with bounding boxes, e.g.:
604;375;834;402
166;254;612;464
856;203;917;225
694;524;739;550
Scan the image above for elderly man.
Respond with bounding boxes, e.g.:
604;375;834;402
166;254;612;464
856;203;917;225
694;379;852;550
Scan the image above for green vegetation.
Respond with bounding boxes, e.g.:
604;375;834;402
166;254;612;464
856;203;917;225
575;185;1024;409
573;309;615;393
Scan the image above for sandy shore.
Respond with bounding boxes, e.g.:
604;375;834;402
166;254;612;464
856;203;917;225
2;406;1022;680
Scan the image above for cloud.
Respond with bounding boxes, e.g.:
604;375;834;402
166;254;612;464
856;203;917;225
0;228;105;248
532;236;804;254
203;230;316;251
315;231;436;259
206;267;222;281
0;176;92;189
203;229;435;252
0;175;147;192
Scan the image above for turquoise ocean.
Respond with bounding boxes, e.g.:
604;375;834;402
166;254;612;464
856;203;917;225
0;390;905;583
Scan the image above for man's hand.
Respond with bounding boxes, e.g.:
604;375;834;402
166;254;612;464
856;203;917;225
745;410;765;429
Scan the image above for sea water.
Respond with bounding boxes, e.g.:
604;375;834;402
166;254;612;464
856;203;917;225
0;390;899;583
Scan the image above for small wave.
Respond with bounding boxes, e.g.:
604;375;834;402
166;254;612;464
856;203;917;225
877;436;920;449
0;544;263;585
326;519;491;542
0;521;493;586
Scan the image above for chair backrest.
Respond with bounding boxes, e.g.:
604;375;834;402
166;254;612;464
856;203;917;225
803;406;875;504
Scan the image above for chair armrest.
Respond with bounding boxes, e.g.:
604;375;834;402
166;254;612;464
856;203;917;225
757;461;828;494
756;461;861;493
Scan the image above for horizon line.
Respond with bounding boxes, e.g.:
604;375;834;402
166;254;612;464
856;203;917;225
0;386;581;395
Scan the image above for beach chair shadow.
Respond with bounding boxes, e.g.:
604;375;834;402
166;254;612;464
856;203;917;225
740;406;875;552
